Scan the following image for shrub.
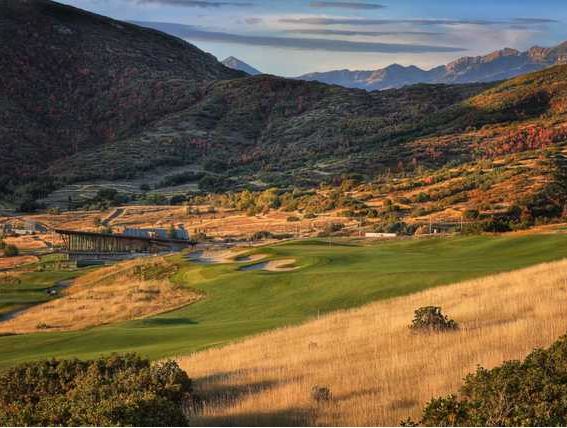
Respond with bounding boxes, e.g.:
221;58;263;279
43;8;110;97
412;333;567;426
287;216;300;222
0;354;194;426
192;232;208;242
250;230;273;241
463;209;480;220
410;306;458;332
318;222;345;237
3;244;19;257
311;385;332;403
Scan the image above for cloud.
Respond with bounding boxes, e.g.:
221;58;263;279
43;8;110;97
278;17;559;27
133;0;254;8
513;18;559;24
244;17;263;25
132;21;465;53
287;29;442;37
309;1;386;10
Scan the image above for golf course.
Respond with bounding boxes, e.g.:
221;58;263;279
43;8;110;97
1;234;567;368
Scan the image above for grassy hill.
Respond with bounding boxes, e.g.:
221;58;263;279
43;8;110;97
1;234;567;367
178;257;567;426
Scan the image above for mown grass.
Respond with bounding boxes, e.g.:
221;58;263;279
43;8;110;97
0;270;80;320
1;234;567;367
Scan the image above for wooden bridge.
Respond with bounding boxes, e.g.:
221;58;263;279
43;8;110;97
56;229;194;261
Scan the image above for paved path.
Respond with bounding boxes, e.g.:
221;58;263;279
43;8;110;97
102;207;125;226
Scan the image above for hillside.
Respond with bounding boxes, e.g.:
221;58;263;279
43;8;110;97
298;42;567;90
179;258;567;426
0;0;242;183
1;0;567;215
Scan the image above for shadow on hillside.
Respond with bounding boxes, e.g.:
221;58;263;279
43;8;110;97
196;406;313;427
334;387;380;402
194;369;309;425
140;317;199;326
201;379;282;404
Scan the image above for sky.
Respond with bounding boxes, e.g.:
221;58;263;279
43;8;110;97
60;0;567;76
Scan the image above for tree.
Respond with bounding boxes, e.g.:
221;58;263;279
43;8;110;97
410;306;458;332
413;333;567;426
0;354;194;426
3;245;19;257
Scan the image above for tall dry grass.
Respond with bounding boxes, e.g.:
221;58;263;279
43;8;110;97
179;259;567;426
0;256;201;333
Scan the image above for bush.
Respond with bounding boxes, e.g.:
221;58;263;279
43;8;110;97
287;216;300;222
250;230;273;241
0;354;194;426
413;333;567;426
410;306;458;332
311;385;332;403
3;244;19;257
318;222;345;237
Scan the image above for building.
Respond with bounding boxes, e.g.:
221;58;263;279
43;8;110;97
122;225;189;241
364;232;397;239
1;221;48;236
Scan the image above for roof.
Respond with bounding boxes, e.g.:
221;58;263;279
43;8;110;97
55;229;194;245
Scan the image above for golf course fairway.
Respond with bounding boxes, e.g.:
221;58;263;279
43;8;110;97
1;234;567;367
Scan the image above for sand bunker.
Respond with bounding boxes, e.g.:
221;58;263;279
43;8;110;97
187;250;242;264
240;259;298;272
188;250;268;265
234;254;267;263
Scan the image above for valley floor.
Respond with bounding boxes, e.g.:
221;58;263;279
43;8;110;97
1;234;567;369
180;258;567;426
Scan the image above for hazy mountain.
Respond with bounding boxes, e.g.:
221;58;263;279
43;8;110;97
298;42;567;90
222;56;262;75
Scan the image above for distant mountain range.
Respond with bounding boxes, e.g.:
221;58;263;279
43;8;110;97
222;56;262;75
298;42;567;90
125;19;567;92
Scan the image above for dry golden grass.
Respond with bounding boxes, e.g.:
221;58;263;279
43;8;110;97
0;257;201;333
179;259;567;426
0;254;38;270
22;205;358;239
3;235;48;251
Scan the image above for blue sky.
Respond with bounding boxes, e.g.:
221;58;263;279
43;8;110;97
61;0;567;76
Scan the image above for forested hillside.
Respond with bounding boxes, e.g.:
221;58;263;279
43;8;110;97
0;0;242;189
1;0;567;212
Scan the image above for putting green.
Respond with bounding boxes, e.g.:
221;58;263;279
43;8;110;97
1;234;567;368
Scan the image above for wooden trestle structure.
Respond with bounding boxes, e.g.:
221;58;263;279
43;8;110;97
56;229;194;261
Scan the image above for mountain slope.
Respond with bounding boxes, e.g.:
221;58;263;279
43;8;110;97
222;56;262;75
298;42;567;91
2;0;567;209
0;0;243;178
